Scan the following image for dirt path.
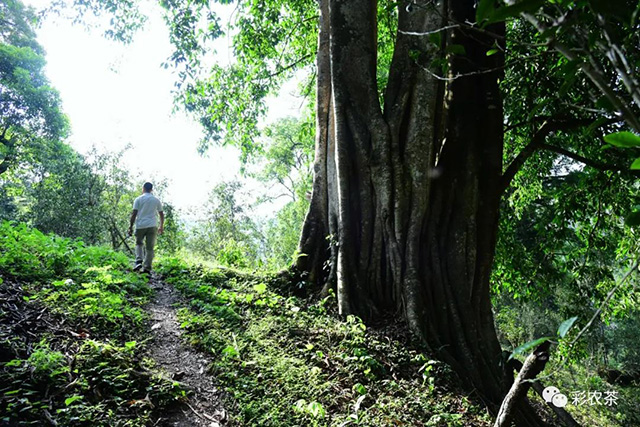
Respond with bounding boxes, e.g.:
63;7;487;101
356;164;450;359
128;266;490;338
146;274;228;427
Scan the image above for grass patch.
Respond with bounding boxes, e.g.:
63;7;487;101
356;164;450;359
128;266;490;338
157;256;492;426
0;222;185;425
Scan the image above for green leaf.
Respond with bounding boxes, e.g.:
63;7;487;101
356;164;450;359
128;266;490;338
557;316;578;338
221;345;238;358
353;383;367;395
253;283;267;294
558;73;578;97
595;95;615;112
486;48;499;56
604;131;640;148
630;157;640;170
65;395;84;406
476;0;495;23
354;394;367;412
488;0;545;24
124;341;136;350
293;399;307;413
587;117;610;134
428;31;441;47
509;336;552;360
446;44;466;55
625;210;640;226
307;401;326;418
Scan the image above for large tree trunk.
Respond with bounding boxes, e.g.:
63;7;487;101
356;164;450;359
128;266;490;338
297;0;333;287
297;0;543;423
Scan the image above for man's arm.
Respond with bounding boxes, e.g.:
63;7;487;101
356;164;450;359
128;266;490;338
158;211;165;235
128;210;138;236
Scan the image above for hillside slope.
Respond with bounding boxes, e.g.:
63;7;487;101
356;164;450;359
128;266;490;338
1;222;495;426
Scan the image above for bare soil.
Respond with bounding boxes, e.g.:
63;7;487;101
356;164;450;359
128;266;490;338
147;274;228;427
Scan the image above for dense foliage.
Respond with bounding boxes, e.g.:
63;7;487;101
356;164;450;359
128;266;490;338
185;116;314;270
0;0;157;250
0;142;162;249
0;0;68;175
490;6;640;405
249;116;314;268
1;0;640;425
156;257;492;426
0;222;185;425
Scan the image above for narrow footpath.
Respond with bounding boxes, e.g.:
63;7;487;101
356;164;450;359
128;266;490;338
146;274;228;427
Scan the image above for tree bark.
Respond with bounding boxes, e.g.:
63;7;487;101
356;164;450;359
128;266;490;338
297;0;544;423
296;0;333;288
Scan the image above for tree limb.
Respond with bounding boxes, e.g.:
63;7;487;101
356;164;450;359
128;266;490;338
539;143;640;176
398;23;461;36
594;14;640;109
569;257;640;349
510;359;581;427
494;341;551;427
509;5;640;133
109;218;133;255
268;54;312;79
500;118;594;193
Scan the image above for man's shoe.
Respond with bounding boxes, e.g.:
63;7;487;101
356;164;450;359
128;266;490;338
133;264;143;272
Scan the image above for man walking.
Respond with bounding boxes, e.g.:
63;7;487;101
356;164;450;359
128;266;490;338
128;182;164;273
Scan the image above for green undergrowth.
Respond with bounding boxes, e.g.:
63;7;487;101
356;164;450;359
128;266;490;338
496;301;640;426
531;359;640;427
0;222;186;425
157;256;493;426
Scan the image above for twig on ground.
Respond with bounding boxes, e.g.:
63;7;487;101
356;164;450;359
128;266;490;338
185;400;217;422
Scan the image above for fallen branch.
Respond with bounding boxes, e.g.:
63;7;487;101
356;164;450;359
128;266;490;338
43;409;58;426
494;341;551;427
185;401;217;422
511;359;581;427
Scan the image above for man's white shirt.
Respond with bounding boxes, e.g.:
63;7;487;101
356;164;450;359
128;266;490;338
133;193;163;229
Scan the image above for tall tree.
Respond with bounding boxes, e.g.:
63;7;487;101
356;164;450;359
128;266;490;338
156;0;639;421
164;0;512;411
295;0;513;411
160;0;525;418
0;0;67;175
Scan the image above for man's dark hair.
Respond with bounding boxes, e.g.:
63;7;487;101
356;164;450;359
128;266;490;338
143;182;153;192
